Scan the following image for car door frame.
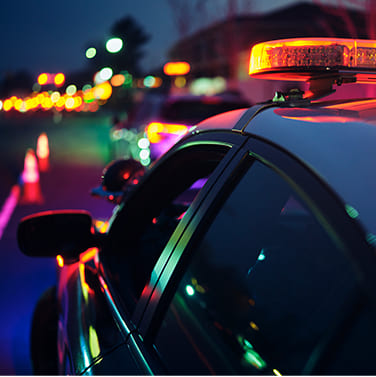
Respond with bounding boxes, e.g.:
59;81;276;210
125;134;376;374
95;129;249;372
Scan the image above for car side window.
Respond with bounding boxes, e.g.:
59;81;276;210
154;160;371;374
103;145;230;315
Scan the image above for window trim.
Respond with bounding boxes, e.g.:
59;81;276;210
131;132;248;327
98;132;247;348
137;146;252;339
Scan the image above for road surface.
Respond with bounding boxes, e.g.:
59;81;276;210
0;111;116;374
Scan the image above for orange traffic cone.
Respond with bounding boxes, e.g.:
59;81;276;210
36;132;50;172
20;148;44;204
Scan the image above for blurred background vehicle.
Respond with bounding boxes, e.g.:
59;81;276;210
110;91;250;165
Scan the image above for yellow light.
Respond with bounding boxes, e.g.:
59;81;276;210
163;61;190;76
3;99;13;111
94;220;109;233
14;98;23;111
249;37;376;81
37;73;49;85
89;326;101;358
80;247;98;263
146;122;164;143
73;96;83;110
65;97;75;110
56;255;64;268
50;91;60;103
54;73;65;86
146;122;188;144
93;81;112;100
175;76;186;88
56;97;66;109
37;132;49;159
41;97;53;109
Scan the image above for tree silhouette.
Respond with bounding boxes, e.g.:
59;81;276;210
88;15;150;77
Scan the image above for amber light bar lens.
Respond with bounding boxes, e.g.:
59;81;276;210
249;38;376;80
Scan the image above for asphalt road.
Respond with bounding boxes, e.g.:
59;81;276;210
0;111;116;374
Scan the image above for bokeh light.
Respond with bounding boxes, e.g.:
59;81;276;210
85;47;97;59
66;84;77;96
144;75;156;88
106;37;123;53
175;76;186;88
163;61;190;76
94;67;113;84
110;74;125;87
37;73;49;85
54;73;65;86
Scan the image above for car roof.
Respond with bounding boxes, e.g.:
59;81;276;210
196;99;376;236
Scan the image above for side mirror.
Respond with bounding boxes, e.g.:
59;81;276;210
17;210;100;260
91;158;145;203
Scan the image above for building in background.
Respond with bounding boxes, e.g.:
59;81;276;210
167;2;371;103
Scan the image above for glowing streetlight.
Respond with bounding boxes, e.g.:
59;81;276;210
106;37;123;53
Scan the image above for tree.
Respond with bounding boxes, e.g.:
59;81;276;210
88;16;150;77
0;70;34;97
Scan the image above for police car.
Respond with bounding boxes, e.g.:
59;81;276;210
18;37;376;375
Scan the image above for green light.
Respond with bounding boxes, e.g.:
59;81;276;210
138;137;150;149
85;47;96;59
106;37;123;53
257;248;266;261
366;233;376;246
66;84;77;96
89;326;101;358
185;285;195;296
99;67;113;81
144;75;156;88
32;83;41;92
241;337;267;370
82;84;92;92
345;204;359;219
124;73;133;87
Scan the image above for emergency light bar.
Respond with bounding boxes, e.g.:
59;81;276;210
249;38;376;82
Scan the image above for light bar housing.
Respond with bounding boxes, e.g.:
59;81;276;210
249;38;376;83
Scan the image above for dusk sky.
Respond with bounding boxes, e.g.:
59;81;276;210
0;0;361;80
